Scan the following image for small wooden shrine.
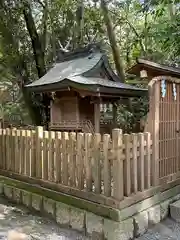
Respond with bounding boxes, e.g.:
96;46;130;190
127;58;180;80
26;44;147;133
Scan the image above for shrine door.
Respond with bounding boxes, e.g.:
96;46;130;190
158;79;180;182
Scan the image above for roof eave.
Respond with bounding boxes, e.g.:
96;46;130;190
127;59;180;78
25;79;147;97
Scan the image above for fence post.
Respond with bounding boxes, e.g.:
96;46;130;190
0;129;2;169
103;134;111;197
93;133;101;193
6;128;10;171
112;128;124;200
145;132;151;189
76;132;84;189
124;134;131;196
42;131;49;180
69;132;77;187
36;126;43;179
49;131;55;181
131;133;138;193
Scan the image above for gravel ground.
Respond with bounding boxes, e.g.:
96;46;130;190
0;198;88;240
136;218;180;240
0;196;180;240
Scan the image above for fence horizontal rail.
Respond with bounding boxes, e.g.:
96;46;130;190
0;127;154;204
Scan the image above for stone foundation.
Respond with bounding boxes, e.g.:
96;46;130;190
1;181;180;240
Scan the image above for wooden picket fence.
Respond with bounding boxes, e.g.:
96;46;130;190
0;127;155;205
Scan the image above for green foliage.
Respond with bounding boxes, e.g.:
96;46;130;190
0;0;179;127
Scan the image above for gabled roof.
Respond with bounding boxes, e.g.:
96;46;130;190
26;44;147;97
127;58;180;78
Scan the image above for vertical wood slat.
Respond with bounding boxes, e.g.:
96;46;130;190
131;133;138;193
19;130;23;174
31;130;36;177
84;133;92;191
93;133;101;193
11;129;16;172
54;132;62;183
2;129;6;169
138;133;145;191
20;130;26;175
176;84;179;173
35;126;43;179
8;129;12;171
68;132;76;187
6;128;10;171
42;131;49;180
103;134;111;197
25;130;31;176
49;131;55;181
145;132;151;188
76;133;84;189
124;134;131;196
15;130;20;173
62;132;69;185
112;129;124;200
0;129;3;169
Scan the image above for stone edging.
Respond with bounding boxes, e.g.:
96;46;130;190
1;178;180;239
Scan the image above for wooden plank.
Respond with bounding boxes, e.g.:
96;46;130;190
54;132;62;183
76;133;84;189
69;132;76;187
131;133;138;193
138;133;145;191
42;131;49;180
124;134;131;196
62;132;69;185
2;129;6;169
112;129;124;200
25;130;31;176
8;129;13;171
93;133;101;193
103;134;111;197
49;131;55;182
145;132;151;189
11;129;16;172
20;130;26;175
35;126;43;179
30;130;36;177
6;128;10;171
15;130;20;173
84;133;93;191
0;129;2;169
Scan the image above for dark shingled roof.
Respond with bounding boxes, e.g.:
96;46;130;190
26;52;102;88
26;44;147;96
127;58;180;78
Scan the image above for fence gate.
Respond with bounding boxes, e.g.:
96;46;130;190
151;77;180;183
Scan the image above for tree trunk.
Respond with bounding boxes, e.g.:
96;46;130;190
23;2;46;78
100;0;125;82
76;0;84;47
23;1;50;126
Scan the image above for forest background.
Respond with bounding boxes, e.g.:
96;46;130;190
0;0;179;131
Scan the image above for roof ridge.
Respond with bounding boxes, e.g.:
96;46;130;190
56;43;104;63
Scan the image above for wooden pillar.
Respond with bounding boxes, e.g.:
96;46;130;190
94;100;100;133
151;81;159;186
113;102;117;128
50;100;53;124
